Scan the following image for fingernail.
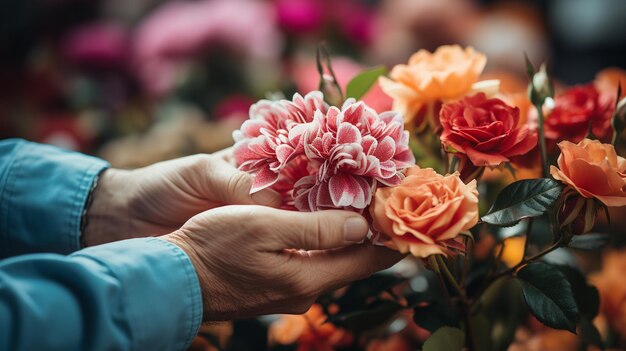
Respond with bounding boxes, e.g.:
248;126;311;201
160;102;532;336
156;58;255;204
251;190;281;206
344;217;368;242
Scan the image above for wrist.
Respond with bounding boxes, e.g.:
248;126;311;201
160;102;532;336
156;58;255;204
162;231;213;321
83;168;134;247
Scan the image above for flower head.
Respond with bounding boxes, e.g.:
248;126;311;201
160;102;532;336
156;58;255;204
545;85;614;143
440;93;538;167
370;166;479;257
379;45;487;127
293;99;414;211
234;92;414;212
550;139;626;207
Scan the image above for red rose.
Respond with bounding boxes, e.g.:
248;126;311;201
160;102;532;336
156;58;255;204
439;93;538;167
545;84;614;143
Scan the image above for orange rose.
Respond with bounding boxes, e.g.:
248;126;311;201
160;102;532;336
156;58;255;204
379;45;487;128
370;166;479;257
550;139;626;207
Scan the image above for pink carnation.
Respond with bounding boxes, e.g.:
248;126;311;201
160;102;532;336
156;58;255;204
233;91;329;192
233;92;414;212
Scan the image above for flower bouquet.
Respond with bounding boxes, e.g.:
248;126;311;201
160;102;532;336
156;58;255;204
230;44;626;350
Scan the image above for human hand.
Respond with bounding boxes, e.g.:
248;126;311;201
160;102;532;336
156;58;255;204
162;206;404;321
84;149;281;246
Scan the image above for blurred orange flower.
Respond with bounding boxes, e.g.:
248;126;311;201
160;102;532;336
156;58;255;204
550;139;626;207
594;67;626;97
366;334;412;351
379;45;488;129
370;166;478;257
590;250;626;341
268;304;352;351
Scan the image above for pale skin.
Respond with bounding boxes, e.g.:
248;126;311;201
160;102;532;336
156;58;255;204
84;150;404;321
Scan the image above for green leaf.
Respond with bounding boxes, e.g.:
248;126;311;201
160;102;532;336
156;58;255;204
482;178;563;226
568;233;611;251
470;315;492;351
517;262;579;332
423;327;465;351
413;300;461;332
557;266;600;320
327;300;403;332
346;66;387;100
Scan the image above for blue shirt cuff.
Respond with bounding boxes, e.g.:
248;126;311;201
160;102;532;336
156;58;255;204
0;139;109;257
71;237;203;350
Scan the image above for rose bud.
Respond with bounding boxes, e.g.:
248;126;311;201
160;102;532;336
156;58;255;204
529;63;553;105
557;189;599;237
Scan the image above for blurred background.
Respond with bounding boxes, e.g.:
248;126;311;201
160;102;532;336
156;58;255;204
1;0;625;166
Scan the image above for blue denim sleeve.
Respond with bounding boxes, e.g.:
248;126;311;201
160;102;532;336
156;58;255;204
0;139;109;257
0;237;203;351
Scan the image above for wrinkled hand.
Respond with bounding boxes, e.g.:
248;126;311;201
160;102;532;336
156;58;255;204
84;150;281;246
162;206;404;321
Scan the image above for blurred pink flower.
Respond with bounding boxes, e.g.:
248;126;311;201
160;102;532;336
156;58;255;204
213;95;255;123
62;22;128;68
275;0;324;34
133;0;283;97
293;99;414;211
333;2;376;46
233;91;329;192
291;56;393;113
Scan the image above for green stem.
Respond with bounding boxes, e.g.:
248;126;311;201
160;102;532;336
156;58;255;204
481;237;563;295
535;103;549;178
449;155;459;174
435;255;476;351
522;218;534;258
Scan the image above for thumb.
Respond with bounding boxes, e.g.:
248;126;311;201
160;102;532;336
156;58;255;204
271;210;369;250
207;156;281;207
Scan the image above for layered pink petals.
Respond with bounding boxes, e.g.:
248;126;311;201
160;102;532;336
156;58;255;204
440;93;538;167
233;91;328;192
234;92;414;211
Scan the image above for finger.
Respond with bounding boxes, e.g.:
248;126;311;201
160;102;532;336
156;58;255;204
207;157;281;207
268;209;369;250
299;244;405;292
212;147;235;165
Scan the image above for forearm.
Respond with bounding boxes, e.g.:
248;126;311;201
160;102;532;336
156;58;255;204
0;238;202;351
